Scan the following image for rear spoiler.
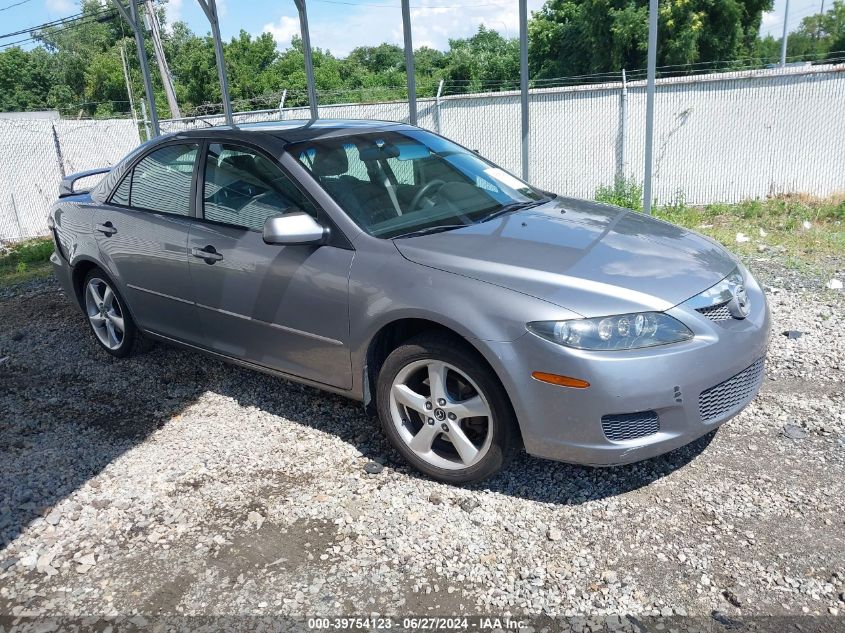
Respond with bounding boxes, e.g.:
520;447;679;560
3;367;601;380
59;167;112;198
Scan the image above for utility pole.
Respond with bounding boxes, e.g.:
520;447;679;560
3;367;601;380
144;0;181;119
815;0;826;41
119;42;138;124
111;0;160;137
780;0;791;67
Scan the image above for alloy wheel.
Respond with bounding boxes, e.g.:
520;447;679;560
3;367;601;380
84;277;125;351
389;359;493;470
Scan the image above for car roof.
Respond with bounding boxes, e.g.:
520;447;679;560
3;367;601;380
169;118;415;144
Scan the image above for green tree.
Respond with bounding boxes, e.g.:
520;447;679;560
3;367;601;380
443;26;520;94
754;0;845;64
529;0;774;79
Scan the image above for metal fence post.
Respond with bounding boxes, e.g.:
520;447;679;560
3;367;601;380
519;0;529;182
435;79;444;134
401;0;417;125
140;100;151;140
294;0;319;120
279;88;287;120
618;68;628;183
643;0;658;214
110;0;160;137
197;0;234;126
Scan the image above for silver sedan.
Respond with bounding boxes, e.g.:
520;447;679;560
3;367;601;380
49;119;770;483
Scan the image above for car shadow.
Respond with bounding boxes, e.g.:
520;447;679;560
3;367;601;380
0;280;712;553
474;432;715;504
194;359;716;506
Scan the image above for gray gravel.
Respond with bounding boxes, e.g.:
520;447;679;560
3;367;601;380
0;259;843;622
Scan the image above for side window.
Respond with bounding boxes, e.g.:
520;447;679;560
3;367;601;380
130;144;198;215
111;173;131;205
204;143;317;231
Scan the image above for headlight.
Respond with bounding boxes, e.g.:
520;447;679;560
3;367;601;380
527;312;693;351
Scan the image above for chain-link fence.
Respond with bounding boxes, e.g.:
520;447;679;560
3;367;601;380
161;62;845;205
3;62;844;243
0;118;141;242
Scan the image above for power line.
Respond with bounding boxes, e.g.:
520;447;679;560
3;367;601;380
0;10;100;39
0;14;119;49
0;1;145;42
0;4;146;50
0;0;35;13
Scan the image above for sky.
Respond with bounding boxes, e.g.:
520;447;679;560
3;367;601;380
0;0;831;57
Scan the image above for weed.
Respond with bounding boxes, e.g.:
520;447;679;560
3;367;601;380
595;177;643;211
0;237;54;287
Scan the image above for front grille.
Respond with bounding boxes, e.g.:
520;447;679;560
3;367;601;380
697;301;733;321
699;358;765;423
601;411;660;442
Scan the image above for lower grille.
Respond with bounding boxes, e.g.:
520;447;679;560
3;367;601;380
699;358;765;423
697;301;733;321
601;411;660;442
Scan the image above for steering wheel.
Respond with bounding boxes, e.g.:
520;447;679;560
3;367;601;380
409;179;446;212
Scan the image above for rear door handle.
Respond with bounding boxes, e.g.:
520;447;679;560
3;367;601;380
95;222;117;236
191;246;224;263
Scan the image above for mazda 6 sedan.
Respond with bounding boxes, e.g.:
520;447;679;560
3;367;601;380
49;119;770;483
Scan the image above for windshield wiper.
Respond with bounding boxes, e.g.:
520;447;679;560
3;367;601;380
392;224;468;239
477;196;554;224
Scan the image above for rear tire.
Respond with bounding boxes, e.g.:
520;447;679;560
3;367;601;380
82;268;139;358
376;333;519;484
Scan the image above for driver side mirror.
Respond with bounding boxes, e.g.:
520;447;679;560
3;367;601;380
263;210;329;246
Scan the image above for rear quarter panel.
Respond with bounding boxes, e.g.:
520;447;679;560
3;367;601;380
51;196;99;270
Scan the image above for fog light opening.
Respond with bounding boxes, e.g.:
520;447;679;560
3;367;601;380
531;372;590;389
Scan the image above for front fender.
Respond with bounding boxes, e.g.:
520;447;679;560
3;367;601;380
347;242;581;397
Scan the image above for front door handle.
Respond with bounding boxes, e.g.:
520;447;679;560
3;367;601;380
191;246;224;263
95;222;117;236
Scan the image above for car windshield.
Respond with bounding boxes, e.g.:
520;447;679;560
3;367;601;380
288;130;547;239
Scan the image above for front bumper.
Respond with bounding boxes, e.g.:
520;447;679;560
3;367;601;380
490;274;771;466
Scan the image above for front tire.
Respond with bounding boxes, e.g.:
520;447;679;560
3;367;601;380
82;268;138;358
376;334;519;484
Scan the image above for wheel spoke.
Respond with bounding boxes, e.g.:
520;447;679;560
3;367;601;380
409;422;441;453
87;281;104;307
102;286;115;310
106;321;119;348
89;314;106;327
392;384;428;415
109;313;124;333
426;361;449;401
449;395;488;420
446;423;480;465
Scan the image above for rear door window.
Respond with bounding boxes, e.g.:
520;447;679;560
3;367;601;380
123;144;199;215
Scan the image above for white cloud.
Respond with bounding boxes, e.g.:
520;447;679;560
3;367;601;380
263;15;301;49
168;0;183;24
45;0;74;12
261;0;544;57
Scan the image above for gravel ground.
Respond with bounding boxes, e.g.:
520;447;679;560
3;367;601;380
0;259;843;628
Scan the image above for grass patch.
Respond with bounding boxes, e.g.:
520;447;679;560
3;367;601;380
0;237;54;287
594;181;844;273
653;194;845;270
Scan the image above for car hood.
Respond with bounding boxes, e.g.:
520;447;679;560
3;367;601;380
393;197;736;318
